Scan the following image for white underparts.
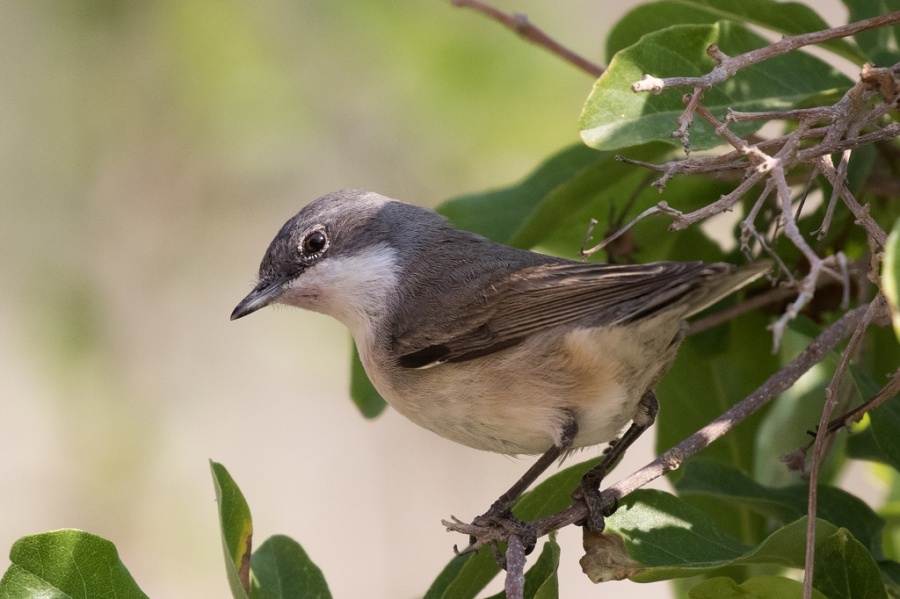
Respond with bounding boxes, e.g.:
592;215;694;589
276;244;398;354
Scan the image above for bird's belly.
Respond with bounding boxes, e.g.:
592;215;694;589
396;371;637;455
366;324;680;455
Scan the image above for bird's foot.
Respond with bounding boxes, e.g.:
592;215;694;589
574;474;619;533
450;500;537;567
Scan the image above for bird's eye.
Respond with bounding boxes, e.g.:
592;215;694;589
302;229;328;256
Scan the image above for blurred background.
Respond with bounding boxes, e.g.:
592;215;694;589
0;1;848;597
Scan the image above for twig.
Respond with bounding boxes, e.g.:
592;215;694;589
505;535;526;599
668;120;804;233
443;303;874;545
741;181;796;281
450;0;604;77
813;150;848;240
580;202;684;257
861;62;900;102
631;12;900;94
823;364;900;433
813;151;889;249
803;297;881;599
673;89;705;153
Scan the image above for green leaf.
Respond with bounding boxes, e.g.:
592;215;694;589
438;144;611;245
0;530;149;599
885;217;900;343
813;528;888;599
349;341;387;419
753;323;842;488
689;575;828;599
581;21;852;151
842;0;900;66
437;550;500;599
211;460;253;599
656;311;777;541
423;555;474;599
484;535;560;599
487;145;734;262
503;144;669;251
846;426;888;464
871;395;900;473
607;0;867;64
251;535;333;599
845;365;900;469
611;492;887;596
609;492;878;592
606;489;749;580
675;460;886;558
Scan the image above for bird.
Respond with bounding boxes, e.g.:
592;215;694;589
231;188;769;546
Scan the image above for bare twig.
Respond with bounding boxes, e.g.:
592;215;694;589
673;89;705;153
580;202;684;257
803;297;882;599
632;12;900;94
768;146;843;348
823;364;900;433
813;149;848;240
450;0;604;77
813;151;889;249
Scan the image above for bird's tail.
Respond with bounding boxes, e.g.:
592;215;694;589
681;260;772;319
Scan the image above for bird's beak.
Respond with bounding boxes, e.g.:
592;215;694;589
231;277;290;320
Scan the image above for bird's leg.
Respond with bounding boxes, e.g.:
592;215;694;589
576;391;659;532
468;415;579;555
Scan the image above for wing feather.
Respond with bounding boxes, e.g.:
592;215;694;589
395;260;744;368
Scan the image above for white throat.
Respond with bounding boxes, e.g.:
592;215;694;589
277;244;398;350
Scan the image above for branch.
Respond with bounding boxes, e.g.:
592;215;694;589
450;0;604;77
505;535;526;599
632;12;900;94
803;296;882;599
818;366;900;435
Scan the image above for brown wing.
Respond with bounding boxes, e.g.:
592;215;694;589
395;260;734;368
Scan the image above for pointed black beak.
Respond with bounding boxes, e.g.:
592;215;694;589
231;277;290;320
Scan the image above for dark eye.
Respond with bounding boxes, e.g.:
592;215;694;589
302;230;327;255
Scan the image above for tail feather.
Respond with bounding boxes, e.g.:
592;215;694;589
682;261;772;318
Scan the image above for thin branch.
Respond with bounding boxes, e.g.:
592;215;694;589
580;202;684;257
450;0;604;77
673;89;705;153
803;297;881;599
740;181;796;281
813;150;889;249
668;120;804;233
632;12;900;94
812;150;848;240
769;156;847;348
823;364;900;433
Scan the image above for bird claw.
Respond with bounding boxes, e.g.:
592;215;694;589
575;477;619;533
451;504;537;564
